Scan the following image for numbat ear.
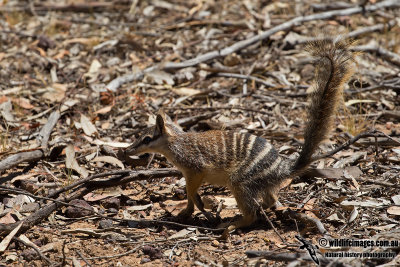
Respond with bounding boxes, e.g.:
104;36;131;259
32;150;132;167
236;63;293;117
155;113;166;135
155;110;181;136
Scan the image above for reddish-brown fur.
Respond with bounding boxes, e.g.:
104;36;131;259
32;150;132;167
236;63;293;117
125;38;355;236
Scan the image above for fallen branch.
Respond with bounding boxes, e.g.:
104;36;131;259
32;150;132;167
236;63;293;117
47;169;132;198
106;0;400;92
1;180;225;235
0;168;181;235
0;187;89;234
48;168;181;198
0;111;60;173
84;168;182;188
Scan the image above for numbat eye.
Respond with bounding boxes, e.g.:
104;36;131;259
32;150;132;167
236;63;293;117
143;136;152;144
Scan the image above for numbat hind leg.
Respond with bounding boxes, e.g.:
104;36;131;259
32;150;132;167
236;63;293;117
220;185;257;238
262;190;278;210
220;210;256;240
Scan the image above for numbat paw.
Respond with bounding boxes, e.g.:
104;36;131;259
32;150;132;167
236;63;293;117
177;208;193;218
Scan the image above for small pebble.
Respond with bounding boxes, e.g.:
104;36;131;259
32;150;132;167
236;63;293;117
212;240;220;247
98;219;113;229
65;199;94;218
101;197;120;210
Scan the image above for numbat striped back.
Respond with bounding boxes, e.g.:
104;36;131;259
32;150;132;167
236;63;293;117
125;38;355;235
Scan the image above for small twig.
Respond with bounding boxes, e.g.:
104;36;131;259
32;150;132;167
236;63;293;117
61;240;67;267
76;250;92;267
352;44;400;67
215;199;224;221
375;130;400;145
347;83;400;95
311;130;378;161
378;111;400;120
253;198;285;243
47;169;132;198
215;73;276;88
246;250;318;263
48;168;181;198
311;2;354;11
78;245;141;260
286;209;328;235
129;219;225;233
165;105;273;116
313;130;400;162
293;19;397;46
337;174;398;188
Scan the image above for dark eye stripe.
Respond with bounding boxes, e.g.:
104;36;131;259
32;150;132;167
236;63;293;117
143;136;152;144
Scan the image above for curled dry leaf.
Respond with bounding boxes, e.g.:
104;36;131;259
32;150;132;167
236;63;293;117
341;198;391;208
387;206;400;216
92;139;130;148
92;156;125;169
0;212;17;225
80;114;98;137
214;196;237;209
63;37;100;46
42;83;67;102
391;195;400;205
87;59;102;74
348;207;359;223
11;97;34;109
168;229;193;240
172;87;202;96
85;59;102;83
60;99;79;113
94;105;113;114
345;99;376;106
0;222;23;252
146;70;174;85
127;203;153;211
65;145;89;178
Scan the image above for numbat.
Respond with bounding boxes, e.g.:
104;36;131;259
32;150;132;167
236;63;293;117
125;39;355;235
